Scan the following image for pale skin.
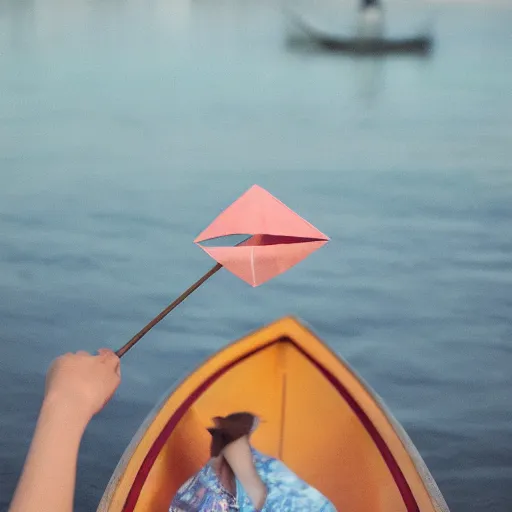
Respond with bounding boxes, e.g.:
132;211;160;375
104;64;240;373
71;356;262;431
211;436;268;510
224;436;268;509
9;349;265;512
8;349;121;512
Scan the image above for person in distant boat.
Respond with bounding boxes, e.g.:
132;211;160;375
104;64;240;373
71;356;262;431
361;0;381;10
8;349;121;512
170;412;337;511
358;0;384;38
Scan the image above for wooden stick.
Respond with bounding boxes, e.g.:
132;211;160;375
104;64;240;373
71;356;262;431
115;262;223;358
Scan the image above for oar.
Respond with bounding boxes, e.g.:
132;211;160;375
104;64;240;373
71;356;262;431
115;263;222;358
114;185;329;358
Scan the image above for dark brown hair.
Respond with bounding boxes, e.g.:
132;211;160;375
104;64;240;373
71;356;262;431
207;412;257;457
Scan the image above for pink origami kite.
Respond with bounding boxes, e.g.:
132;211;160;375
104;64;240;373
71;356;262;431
194;185;329;286
116;185;329;357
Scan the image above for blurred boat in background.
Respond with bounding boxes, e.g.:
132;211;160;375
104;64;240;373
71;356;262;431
284;0;433;56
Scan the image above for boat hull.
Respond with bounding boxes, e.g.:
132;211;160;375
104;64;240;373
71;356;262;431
284;11;433;55
98;317;449;512
289;35;432;55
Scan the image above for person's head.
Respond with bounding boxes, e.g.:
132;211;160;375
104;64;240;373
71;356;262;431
207;412;258;457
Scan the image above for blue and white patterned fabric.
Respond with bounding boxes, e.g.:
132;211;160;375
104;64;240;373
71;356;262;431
169;448;337;511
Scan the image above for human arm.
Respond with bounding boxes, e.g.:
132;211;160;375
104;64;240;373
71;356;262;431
8;349;121;512
223;436;267;510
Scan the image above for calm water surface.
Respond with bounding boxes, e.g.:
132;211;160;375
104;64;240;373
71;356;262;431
1;0;511;510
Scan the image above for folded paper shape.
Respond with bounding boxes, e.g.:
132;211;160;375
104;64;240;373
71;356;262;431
195;185;329;286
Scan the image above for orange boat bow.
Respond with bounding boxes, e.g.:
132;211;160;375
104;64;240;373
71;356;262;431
98;317;449;512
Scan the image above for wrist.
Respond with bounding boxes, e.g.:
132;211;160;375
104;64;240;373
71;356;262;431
41;392;92;431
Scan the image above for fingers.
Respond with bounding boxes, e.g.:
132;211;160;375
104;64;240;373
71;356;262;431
113;358;121;378
97;348;121;377
97;348;114;357
64;348;121;377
